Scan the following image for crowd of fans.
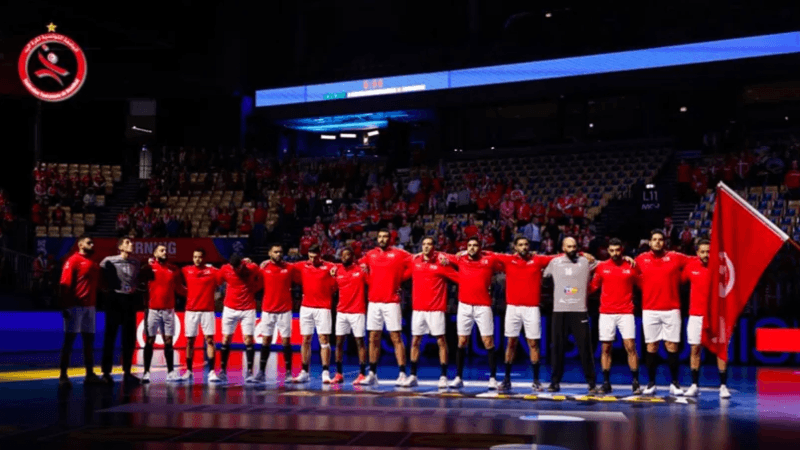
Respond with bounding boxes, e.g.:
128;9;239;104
31;163;105;227
0;188;15;248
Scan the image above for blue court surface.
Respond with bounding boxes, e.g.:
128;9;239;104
1;350;799;450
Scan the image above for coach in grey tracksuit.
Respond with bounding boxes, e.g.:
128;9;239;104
543;237;598;393
99;237;142;384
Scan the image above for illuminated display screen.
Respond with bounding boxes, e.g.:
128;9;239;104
256;31;800;107
276;109;431;132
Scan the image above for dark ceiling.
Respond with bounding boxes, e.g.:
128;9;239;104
2;1;800;100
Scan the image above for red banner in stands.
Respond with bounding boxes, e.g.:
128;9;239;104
135;312;302;349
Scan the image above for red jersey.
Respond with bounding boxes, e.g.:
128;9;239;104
260;261;297;313
404;253;458;312
589;259;639;314
495;253;558;307
443;252;502;306
142;261;186;310
182;265;219;311
219;263;261;310
681;257;710;317
333;263;367;314
59;253;100;308
294;260;336;309
635;251;689;311
517;204;533;222
299;236;315;255
359;247;412;303
500;201;515;219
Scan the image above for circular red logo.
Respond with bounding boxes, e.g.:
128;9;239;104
18;32;87;102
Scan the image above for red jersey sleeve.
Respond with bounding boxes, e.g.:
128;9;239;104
174;268;188;298
589;269;603;294
59;258;77;307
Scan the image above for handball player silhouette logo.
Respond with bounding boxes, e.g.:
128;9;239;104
17;23;87;102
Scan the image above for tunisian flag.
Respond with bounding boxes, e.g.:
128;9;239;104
702;182;788;361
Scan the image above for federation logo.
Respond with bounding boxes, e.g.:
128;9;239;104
718;251;736;297
18;24;87;102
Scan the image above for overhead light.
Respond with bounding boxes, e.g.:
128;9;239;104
340;133;357;138
545;12;552;18
321;134;336;140
367;130;380;136
131;126;152;133
680;106;687;112
491;147;495;150
589;123;594;128
786;116;790;121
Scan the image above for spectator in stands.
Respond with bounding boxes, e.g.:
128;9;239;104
663;217;679;249
52;204;66;227
541;232;555;255
446;189;458;214
398;218;412;249
680;225;695;254
784;160;800;199
32;202;45;226
677;159;693;201
457;184;471;213
83;188;96;213
519;219;542;252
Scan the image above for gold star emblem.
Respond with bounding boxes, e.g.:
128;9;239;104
46;23;57;32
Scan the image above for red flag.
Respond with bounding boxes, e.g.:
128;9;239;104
702;183;788;361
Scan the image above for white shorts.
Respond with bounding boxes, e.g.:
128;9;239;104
504;305;541;339
642;309;681;344
687;315;703;346
259;311;293;339
300;306;332;336
367;302;402;332
412;311;446;336
457;303;494;337
598;313;636;342
147;309;176;337
336;313;366;337
222;307;256;336
63;306;95;334
184;311;215;338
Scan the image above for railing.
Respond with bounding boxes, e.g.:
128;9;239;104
0;248;35;294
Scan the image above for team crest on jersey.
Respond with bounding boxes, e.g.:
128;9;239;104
564;287;579;294
482;259;488;265
527;261;534;265
623;270;631;274
388;253;396;258
281;269;288;274
429;265;438;270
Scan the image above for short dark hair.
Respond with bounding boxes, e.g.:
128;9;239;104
77;235;91;245
467;236;481;246
378;228;390;235
229;253;243;269
608;238;623;247
650;229;665;240
193;248;206;256
268;243;283;252
117;237;130;249
697;239;710;247
308;244;321;254
341;246;354;255
513;235;529;246
421;236;435;245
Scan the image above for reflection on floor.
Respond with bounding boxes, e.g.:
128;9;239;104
1;350;799;450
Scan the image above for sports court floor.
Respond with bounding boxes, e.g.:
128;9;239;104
1;350;799;450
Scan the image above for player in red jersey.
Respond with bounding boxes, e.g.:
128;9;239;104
493;236;558;391
180;248;221;383
358;229;412;386
292;245;337;384
401;237;458;388
330;247;368;385
635;229;690;396
58;236;104;388
139;245;187;383
255;244;297;384
440;237;503;390
589;238;642;394
216;253;262;384
680;239;730;398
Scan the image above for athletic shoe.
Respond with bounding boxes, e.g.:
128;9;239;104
588;385;603;395
58;377;72;389
321;370;332;384
142;372;151;384
102;373;115;384
631;380;642;395
395;372;408;386
547;383;560;392
208;371;221;383
719;385;731;399
244;371;257;384
684;384;699;397
438;376;448;389
85;373;104;385
215;371;228;384
599;383;613;394
532;381;543;392
487;377;499;390
180;371;193;382
254;371;267;384
642;383;656;395
402;375;418;387
165;371;181;382
331;373;344;384
292;370;310;383
500;378;512;391
353;373;367;385
669;383;684;396
361;371;378;386
449;376;464;388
